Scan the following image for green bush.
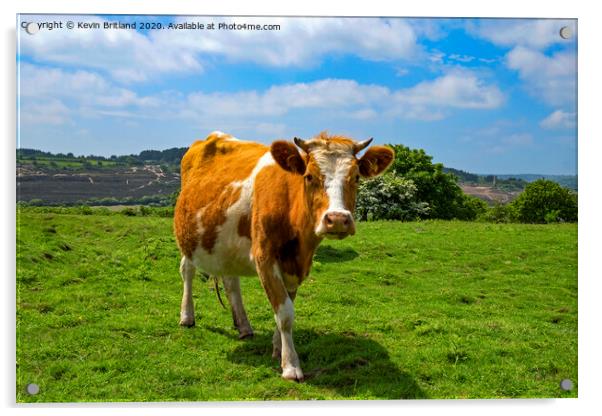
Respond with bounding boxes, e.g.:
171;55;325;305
510;179;577;223
139;206;152;216
454;195;488;221
478;202;517;223
77;205;93;215
121;207;138;217
356;173;430;221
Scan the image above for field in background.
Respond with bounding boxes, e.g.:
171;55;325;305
16;209;577;401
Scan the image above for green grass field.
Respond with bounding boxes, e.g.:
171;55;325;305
16;209;577;402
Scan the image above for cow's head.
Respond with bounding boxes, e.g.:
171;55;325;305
270;132;394;239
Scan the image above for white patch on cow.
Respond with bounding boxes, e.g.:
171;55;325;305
191;151;275;277
275;297;294;332
179;256;196;326
210;130;227;138
311;148;355;236
209;130;244;142
274;296;303;380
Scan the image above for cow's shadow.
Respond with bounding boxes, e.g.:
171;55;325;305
226;329;426;399
314;245;359;263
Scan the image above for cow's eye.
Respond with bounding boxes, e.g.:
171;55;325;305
305;174;313;183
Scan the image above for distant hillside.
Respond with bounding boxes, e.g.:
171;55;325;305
444;167;577;192
16;147;188;206
443;167;528;192
16;147;578;207
495;174;577;191
17;147;188;169
443;167;480;183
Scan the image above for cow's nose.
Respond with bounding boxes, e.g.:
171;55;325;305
322;211;355;238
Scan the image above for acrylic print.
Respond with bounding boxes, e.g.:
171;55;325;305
16;15;577;401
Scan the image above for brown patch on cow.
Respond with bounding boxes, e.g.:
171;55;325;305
200;185;242;253
344;163;361;213
301;159;330;230
255;259;290;311
174;133;267;258
251;164;322;310
237;213;252;239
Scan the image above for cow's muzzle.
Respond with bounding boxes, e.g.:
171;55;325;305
321;211;355;239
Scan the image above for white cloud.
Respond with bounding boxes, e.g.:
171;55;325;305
19;61;504;130
20;16;202;83
167;16;420;67
540;110;576;129
181;72;503;123
506;46;576;106
19;63;158;110
469;19;577;50
20;99;70;125
20;16;423;83
449;54;475;63
182;79;388;120
393;70;505;110
349;108;378;120
428;51;445;63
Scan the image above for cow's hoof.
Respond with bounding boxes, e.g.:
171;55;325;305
282;366;304;382
179;316;195;327
238;330;254;339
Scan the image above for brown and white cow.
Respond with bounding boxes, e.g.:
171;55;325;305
174;131;394;381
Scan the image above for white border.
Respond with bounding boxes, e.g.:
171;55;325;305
3;1;600;415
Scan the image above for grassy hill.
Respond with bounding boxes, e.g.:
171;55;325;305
16;208;577;401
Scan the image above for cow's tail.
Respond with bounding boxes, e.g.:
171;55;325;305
199;272;227;309
213;276;226;309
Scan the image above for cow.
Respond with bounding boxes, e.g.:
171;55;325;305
174;131;394;381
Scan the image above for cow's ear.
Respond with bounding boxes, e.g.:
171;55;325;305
358;146;395;177
270;141;306;175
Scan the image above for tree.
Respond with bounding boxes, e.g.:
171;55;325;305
356;173;429;221
387;144;474;220
510;179;577;223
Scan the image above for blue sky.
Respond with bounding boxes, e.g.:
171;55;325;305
17;15;577;174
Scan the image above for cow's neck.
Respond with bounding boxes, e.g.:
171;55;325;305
286;188;322;281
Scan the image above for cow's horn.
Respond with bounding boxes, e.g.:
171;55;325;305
294;137;310;152
354;137;373;154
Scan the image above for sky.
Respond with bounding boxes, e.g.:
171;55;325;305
17;15;577;175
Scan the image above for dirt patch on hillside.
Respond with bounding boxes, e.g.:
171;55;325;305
17;164;180;204
460;184;520;205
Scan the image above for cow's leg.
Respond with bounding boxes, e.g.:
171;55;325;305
222;276;254;339
272;326;282;360
179;256;196;327
256;260;303;381
272;290;296;360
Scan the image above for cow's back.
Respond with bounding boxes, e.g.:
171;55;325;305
174;132;269;274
